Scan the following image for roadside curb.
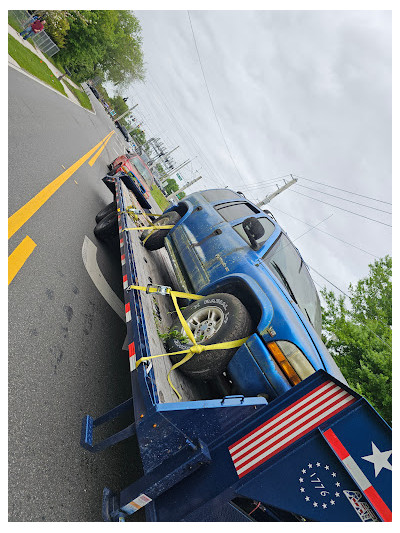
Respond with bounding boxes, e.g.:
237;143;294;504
8;58;96;115
8;24;93;111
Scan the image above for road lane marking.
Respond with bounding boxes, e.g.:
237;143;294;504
8;131;114;240
82;235;125;321
88;130;115;167
8;236;37;285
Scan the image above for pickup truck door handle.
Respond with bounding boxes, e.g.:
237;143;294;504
191;228;222;247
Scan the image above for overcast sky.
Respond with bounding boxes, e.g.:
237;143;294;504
109;7;392;300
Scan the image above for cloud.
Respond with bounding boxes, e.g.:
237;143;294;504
124;9;391;294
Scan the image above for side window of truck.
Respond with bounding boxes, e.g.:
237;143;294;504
215;202;259;222
233;216;276;247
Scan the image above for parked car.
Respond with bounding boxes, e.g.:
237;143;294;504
108;153;153;198
119;126;131;142
89;85;100;99
141;188;347;399
114;121;131;142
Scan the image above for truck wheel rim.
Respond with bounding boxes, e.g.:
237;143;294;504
182;306;224;342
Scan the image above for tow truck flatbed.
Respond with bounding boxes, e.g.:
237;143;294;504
80;176;392;522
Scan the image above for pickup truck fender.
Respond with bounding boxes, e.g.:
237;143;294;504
198;273;274;333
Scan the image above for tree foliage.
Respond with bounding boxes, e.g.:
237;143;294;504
109;95;129;117
44;10;145;84
321;256;392;424
165;178;179;195
130;128;146;146
155;163;167;179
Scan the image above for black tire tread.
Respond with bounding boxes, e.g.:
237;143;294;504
141;211;181;251
93;211;118;240
95;202;117;223
166;293;253;380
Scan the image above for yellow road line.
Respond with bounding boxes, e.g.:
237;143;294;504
8;236;37;285
8;131;114;240
88;130;115;167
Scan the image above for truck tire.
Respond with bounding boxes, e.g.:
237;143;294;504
166;293;253;380
95;202;117;223
140;211;181;251
93;211;118;240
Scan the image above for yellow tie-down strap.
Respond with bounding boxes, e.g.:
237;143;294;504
118;206;174;243
123;225;175;245
127;284;249;400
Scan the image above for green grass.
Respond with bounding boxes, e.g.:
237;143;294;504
8;34;67;96
63;79;93;110
8;13;23;33
151;185;170;212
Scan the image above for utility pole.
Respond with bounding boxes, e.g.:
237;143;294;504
167;176;203;201
256;175;298;207
149;145;180;166
113;104;138;123
161;159;192;183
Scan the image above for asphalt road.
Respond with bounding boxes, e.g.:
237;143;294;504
8;67;146;521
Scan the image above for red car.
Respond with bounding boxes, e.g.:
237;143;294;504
109;154;152;199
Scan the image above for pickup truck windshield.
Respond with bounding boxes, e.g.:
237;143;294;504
262;234;322;335
130;157;153;183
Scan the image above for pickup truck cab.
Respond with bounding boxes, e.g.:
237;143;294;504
143;188;346;402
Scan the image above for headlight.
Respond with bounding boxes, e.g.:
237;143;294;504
267;340;315;386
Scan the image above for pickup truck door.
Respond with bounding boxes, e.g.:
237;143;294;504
172;200;278;289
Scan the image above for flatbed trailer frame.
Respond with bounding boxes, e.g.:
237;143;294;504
80;176;392;522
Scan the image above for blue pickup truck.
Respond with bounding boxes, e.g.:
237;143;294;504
141;188;346;401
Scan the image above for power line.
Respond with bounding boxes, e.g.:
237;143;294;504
270;205;379;259
241;174;292;189
294;183;392;215
292;174;391;206
187;11;251;198
144;74;228;189
290;214;333;244
287;189;392;228
241;176;291;192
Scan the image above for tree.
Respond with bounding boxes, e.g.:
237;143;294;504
165;178;179;195
109;95;129;117
130;128;146;146
47;10;145;84
321;256;392;424
37;10;72;48
155;163;167;177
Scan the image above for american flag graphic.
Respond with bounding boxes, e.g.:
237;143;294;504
229;380;355;478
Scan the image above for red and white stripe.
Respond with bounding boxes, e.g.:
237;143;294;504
120;237;124;248
323;428;391;522
123;274;128;290
128;342;136;372
229;380;355;478
125;302;132;323
121;254;126;266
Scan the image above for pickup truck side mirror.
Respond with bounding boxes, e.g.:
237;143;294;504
242;217;265;250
